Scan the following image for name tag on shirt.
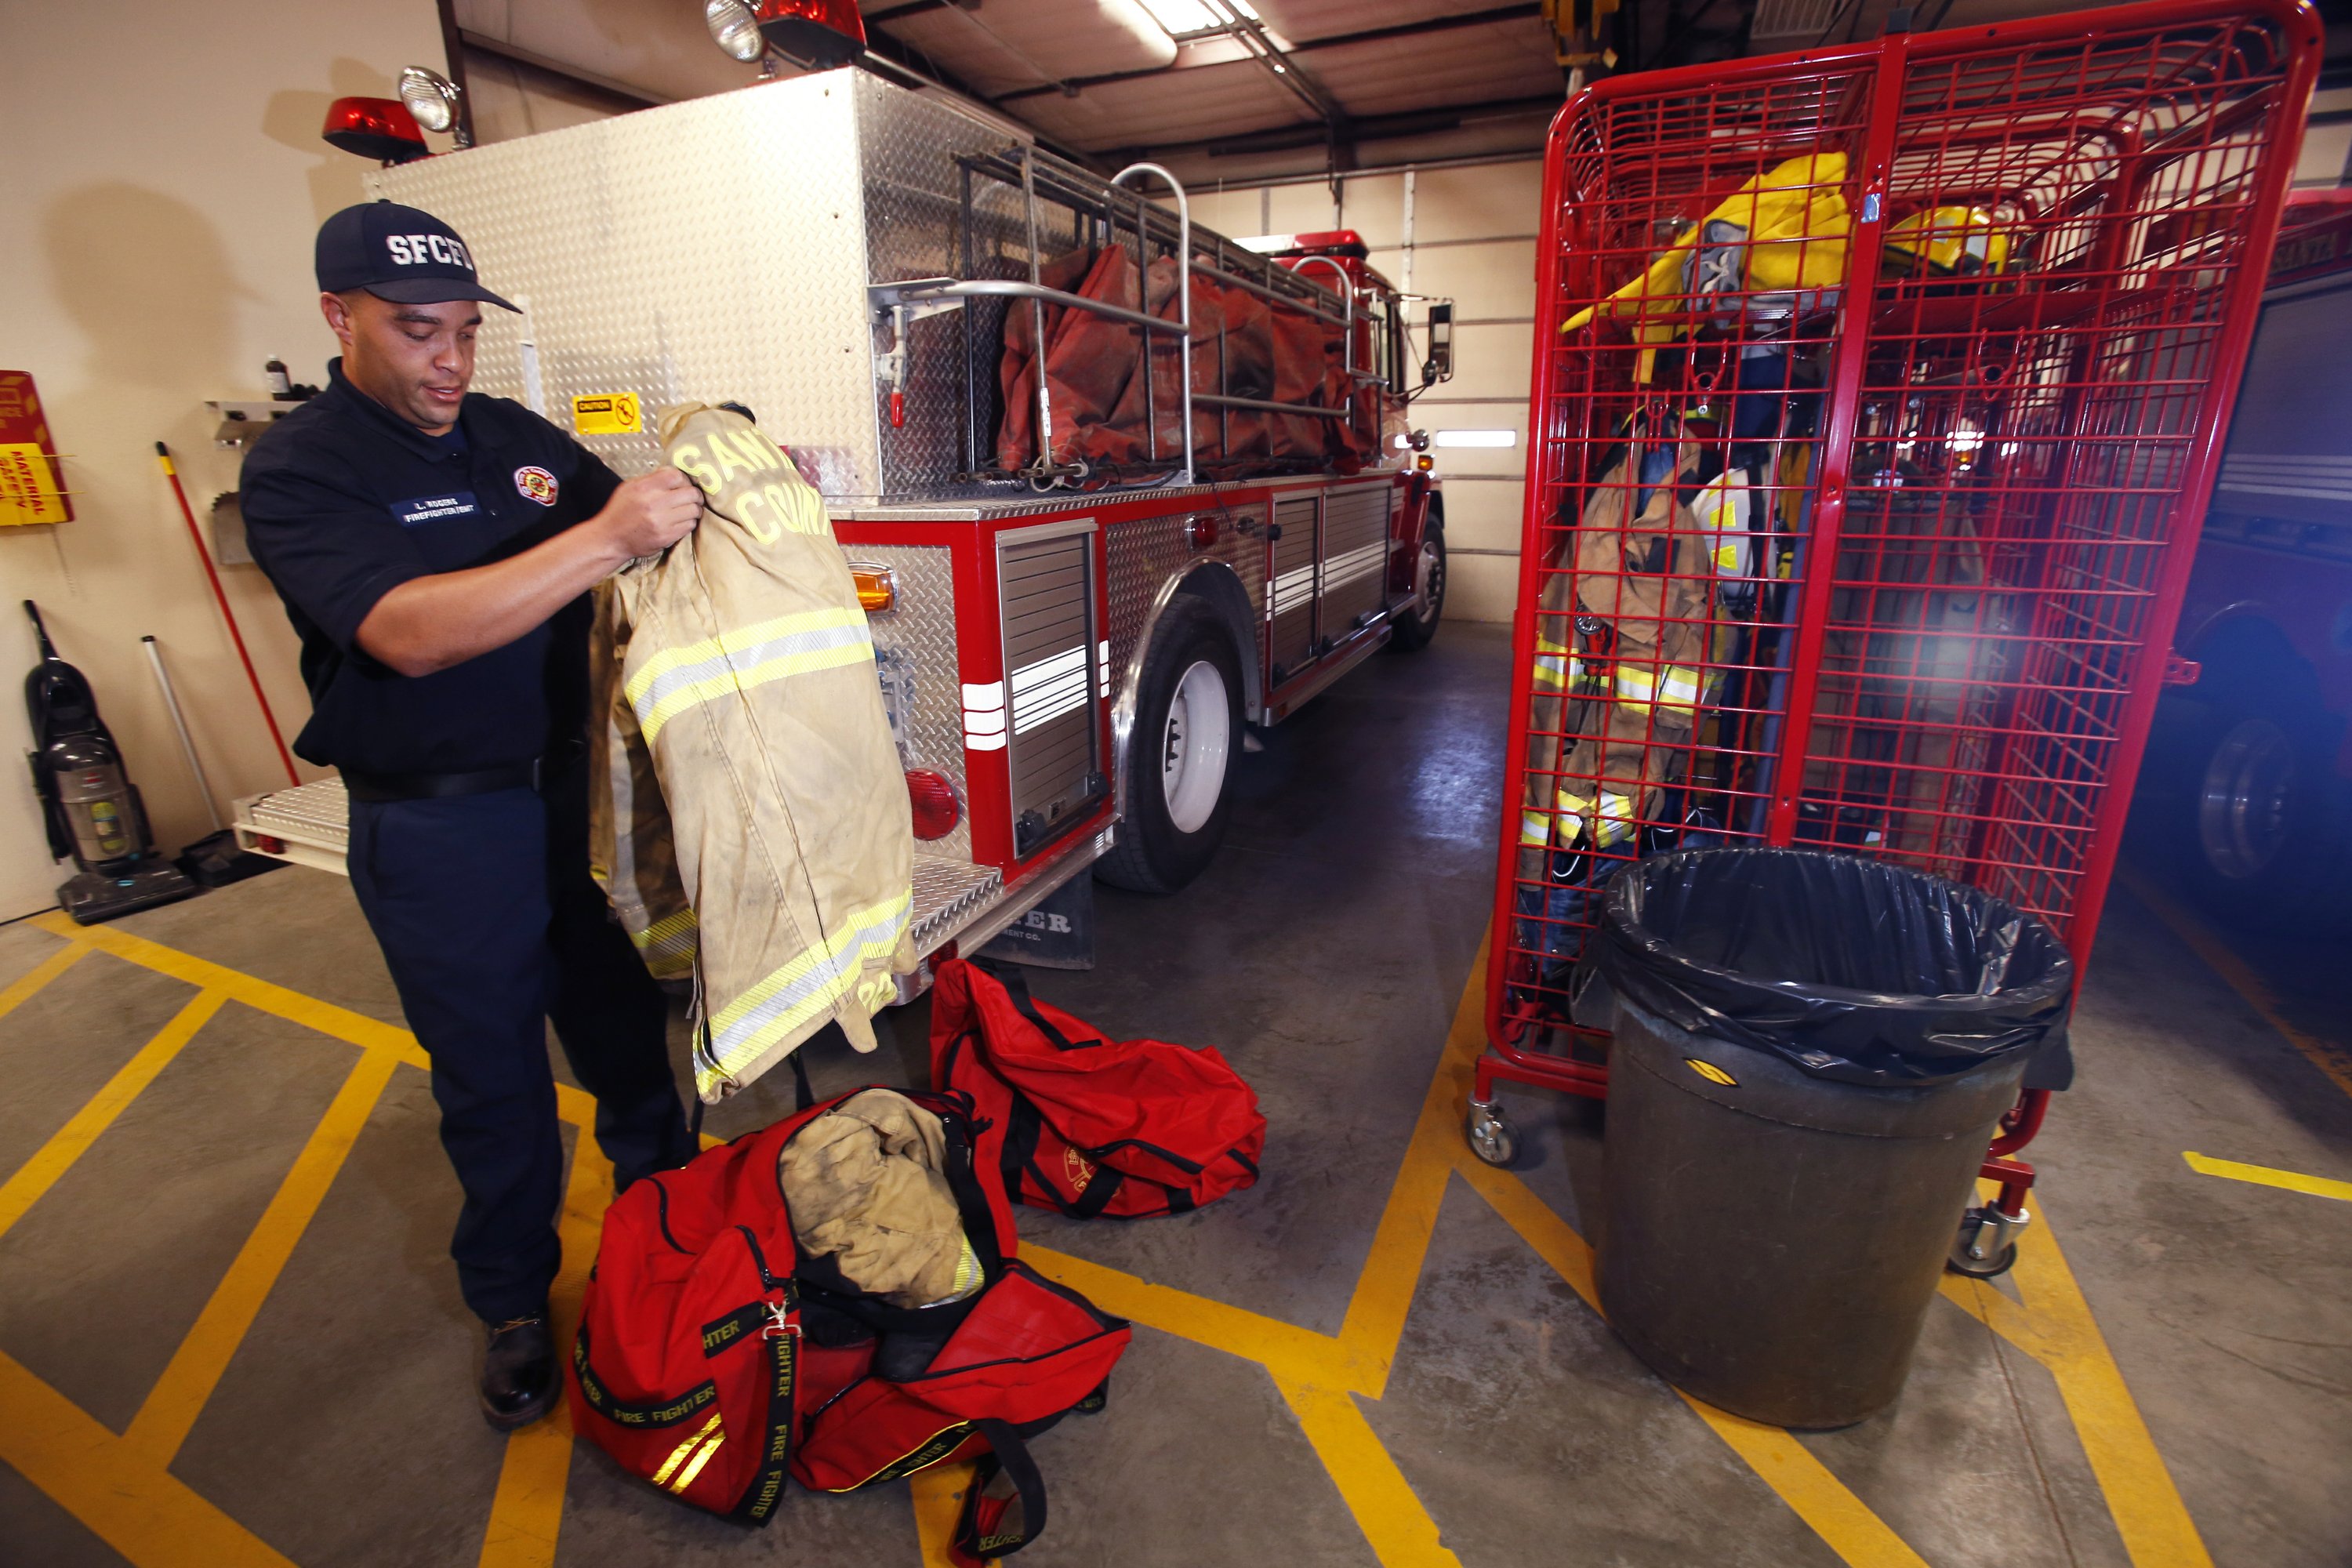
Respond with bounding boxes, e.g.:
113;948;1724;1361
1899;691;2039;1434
391;492;480;527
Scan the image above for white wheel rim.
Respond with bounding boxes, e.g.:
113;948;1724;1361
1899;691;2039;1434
1160;659;1232;835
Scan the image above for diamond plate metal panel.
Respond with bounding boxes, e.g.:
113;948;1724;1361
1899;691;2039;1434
848;543;971;859
1105;504;1267;720
909;853;1003;953
376;73;885;499
856;74;1033;494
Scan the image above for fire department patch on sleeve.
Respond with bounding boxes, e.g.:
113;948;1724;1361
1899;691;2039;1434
514;466;559;506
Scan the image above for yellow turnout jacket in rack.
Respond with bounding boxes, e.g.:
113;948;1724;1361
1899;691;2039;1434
589;402;915;1101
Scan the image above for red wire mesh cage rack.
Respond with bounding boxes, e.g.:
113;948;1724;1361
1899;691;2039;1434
1478;0;2321;1225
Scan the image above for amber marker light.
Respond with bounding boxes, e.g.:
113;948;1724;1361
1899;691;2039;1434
849;563;895;613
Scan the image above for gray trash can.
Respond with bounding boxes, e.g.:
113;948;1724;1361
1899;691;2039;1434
1579;847;2072;1429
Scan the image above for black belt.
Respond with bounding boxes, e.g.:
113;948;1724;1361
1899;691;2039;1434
343;741;584;804
342;760;538;803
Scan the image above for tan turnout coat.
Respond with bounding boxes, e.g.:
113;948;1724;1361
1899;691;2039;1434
590;403;915;1102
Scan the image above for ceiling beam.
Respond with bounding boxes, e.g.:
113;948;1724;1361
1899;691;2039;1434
988;3;1544;107
1103;91;1563;163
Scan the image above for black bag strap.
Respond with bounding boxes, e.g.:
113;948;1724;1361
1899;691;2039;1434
953;1417;1048;1560
973;959;1098;1052
731;1292;800;1525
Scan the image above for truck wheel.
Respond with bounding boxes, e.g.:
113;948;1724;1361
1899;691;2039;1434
1097;597;1242;895
2177;681;2352;931
1387;524;1446;653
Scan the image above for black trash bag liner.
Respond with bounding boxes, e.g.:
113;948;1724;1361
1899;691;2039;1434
1587;847;2073;1087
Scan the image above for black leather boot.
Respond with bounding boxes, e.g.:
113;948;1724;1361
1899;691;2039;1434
480;1313;559;1432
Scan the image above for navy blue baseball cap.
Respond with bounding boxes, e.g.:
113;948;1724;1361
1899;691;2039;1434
315;201;519;312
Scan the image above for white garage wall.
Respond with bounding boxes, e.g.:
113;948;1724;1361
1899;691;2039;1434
1193;158;1544;625
0;1;451;920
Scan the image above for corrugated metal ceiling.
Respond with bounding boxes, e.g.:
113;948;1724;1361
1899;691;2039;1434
868;0;1569;171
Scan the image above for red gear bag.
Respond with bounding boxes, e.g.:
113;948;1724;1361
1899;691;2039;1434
929;959;1267;1219
568;1084;1129;1559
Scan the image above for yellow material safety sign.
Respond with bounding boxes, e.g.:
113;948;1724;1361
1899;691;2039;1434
572;393;644;435
0;370;70;525
0;444;69;525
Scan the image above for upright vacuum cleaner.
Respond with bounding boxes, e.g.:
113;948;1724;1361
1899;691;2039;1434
22;601;196;922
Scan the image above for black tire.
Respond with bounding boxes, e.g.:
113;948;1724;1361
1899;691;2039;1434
1096;597;1243;895
2174;669;2352;931
1386;521;1446;653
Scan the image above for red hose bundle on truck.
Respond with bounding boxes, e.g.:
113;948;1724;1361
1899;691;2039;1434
996;246;1366;479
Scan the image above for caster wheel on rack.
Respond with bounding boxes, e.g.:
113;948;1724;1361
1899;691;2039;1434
1946;1210;2019;1279
1465;1102;1518;1167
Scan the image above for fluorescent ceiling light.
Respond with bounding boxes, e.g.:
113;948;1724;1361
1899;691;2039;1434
1138;0;1259;39
1433;429;1518;448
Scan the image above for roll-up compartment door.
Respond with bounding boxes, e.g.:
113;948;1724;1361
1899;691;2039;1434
999;519;1105;858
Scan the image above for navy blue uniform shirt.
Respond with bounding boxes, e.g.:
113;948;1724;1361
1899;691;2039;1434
241;359;621;775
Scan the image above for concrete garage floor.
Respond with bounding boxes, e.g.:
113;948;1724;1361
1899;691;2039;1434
2;619;2348;1567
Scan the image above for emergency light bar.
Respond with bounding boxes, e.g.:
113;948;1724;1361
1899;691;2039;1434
321;97;430;165
756;0;866;69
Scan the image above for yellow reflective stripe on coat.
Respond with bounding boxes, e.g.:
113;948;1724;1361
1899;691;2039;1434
1520;809;1552;848
1555;788;1636;845
630;906;700;980
698;888;915;1097
1530;634;1581;692
1613;664;1708;717
653;1412;724;1487
625;607;876;743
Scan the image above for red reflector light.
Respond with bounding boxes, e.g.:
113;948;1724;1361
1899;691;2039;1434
757;0;867;67
1186;514;1218;550
907;769;959;840
321;96;430;164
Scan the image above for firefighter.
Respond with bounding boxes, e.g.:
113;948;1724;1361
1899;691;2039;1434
241;202;705;1430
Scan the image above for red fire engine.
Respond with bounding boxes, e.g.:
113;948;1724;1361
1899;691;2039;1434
241;58;1456;983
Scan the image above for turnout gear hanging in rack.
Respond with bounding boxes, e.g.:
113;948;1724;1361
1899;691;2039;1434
590;403;916;1102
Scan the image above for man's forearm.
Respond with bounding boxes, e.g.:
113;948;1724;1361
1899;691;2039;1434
357;522;628;677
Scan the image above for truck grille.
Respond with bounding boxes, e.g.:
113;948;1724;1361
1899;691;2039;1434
1000;521;1105;858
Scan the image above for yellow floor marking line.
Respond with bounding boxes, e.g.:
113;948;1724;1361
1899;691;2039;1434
477;1135;615;1568
28;910;601;1128
909;1461;983;1566
125;1042;401;1465
0;988;226;1242
1274;1376;1465;1568
0;918;2197;1568
0;936;88;1021
0;1346;296;1568
1454;1153;1933;1568
1023;1243;1360;1388
2115;867;2352;1102
2182;1150;2352;1203
1332;935;1490;1400
1943;1192;2213;1568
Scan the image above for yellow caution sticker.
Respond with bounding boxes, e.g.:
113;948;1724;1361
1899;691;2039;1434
1686;1058;1737;1087
572;393;643;435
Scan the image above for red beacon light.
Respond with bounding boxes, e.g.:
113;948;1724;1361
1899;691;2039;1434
707;0;868;69
758;0;867;67
321;96;430;165
906;769;960;840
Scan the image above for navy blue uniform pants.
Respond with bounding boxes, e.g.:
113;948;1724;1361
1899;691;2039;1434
347;766;694;1323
